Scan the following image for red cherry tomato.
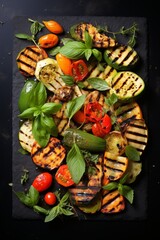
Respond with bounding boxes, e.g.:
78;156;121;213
84;102;103;123
44;192;57;205
92;114;112;137
70;59;88;81
32;172;53;192
73;109;88;124
55;164;75;187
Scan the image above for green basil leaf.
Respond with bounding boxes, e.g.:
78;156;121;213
66;143;85;184
102;181;118;191
40;115;58;136
84;49;92;61
92;48;102;62
118;184;134;204
44;205;60;222
105;93;118;106
84;31;92;49
18;107;38;119
87;78;110;91
61;75;74;86
48;46;61;56
15;33;32;41
41;102;62;115
30;21;40;36
59;41;86;59
32;117;50;147
14;191;33;207
65;95;85;120
30;82;47;107
33;205;49;215
28;185;39;205
125;145;140;161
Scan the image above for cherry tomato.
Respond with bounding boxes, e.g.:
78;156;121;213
84;102;103;123
44;192;57;205
38;33;59;48
92;114;112;137
73;109;88;124
43;20;63;34
32;172;53;192
70;59;89;81
55;164;75;187
56;53;72;75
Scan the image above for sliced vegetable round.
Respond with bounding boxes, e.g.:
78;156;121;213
55;164;75;187
16;45;48;77
110;71;145;101
104;45;139;70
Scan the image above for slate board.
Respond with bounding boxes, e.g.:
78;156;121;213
12;16;148;220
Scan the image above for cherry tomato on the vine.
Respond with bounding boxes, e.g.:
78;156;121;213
32;172;53;192
84;102;103;123
44;192;57;206
70;59;89;81
55;164;75;187
92;114;112;137
38;33;59;48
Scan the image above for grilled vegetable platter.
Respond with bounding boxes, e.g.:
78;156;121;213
12;16;148;221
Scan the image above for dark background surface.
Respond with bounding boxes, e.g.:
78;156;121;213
0;0;160;239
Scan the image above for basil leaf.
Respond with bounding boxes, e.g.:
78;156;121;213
84;49;92;61
48;46;61;56
31;82;47;107
40;115;58;136
15;191;33;207
125;145;140;161
87;78;110;91
84;31;92;49
66;95;85;120
45;205;60;222
118;184;134;204
28;185;39;205
61;75;74;86
32;117;50;147
105;93;118;106
92;48;102;62
33;205;49;215
15;33;32;41
18;107;38;119
66;143;85;184
30;21;40;36
41;102;62;115
59;41;86;59
102;182;118;191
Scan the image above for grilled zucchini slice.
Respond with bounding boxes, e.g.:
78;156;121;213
31;137;66;170
104;45;139;70
125;160;142;184
110;71;145;101
124;119;148;155
16;45;48;77
35;58;65;93
70;23;117;48
18;120;35;153
103;151;128;181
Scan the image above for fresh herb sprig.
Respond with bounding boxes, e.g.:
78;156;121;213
99;22;139;47
15;18;44;47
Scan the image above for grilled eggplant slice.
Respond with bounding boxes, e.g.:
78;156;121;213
16;45;48;77
70;23;117;48
110;71;145;101
31;137;66;170
78;193;102;214
103;151;128;181
124;119;148;155
105;131;128;155
104;45;139;70
101;189;125;214
35;58;65;93
69;154;103;206
18;120;35;153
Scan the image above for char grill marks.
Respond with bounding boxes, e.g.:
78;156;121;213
76;23;117;48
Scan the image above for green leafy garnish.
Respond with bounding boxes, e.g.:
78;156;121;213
125;145;140;161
